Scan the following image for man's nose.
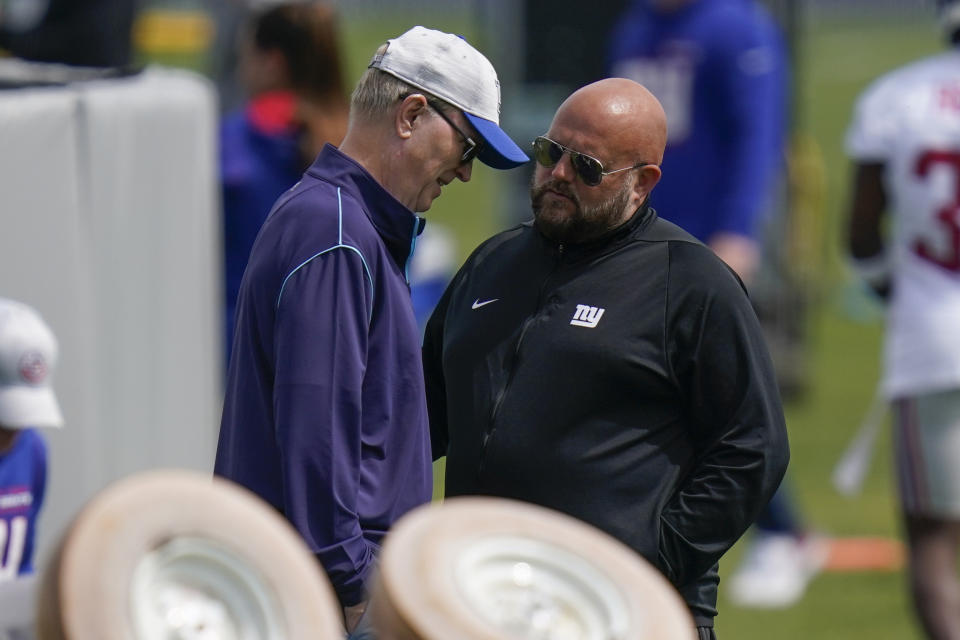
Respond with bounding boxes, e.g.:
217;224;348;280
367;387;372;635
551;152;575;182
455;159;473;183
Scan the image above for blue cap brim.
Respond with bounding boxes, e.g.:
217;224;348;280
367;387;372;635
463;113;530;170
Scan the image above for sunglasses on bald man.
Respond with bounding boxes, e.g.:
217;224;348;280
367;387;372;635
532;136;653;187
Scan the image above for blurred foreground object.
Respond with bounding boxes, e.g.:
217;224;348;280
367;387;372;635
36;469;343;639
370;496;696;640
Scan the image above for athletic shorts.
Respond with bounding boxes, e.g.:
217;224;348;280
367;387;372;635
894;388;960;518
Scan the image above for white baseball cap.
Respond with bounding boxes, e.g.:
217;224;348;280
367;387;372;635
0;298;63;429
369;26;529;170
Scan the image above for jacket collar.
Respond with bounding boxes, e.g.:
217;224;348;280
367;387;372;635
307;144;426;275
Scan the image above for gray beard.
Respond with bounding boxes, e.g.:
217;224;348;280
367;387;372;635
530;177;634;244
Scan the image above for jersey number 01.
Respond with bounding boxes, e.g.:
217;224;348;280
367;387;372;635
0;516;27;580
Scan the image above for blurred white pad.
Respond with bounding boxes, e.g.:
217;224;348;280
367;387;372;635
36;469;343;640
371;496;696;640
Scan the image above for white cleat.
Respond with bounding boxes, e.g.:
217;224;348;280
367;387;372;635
726;532;829;609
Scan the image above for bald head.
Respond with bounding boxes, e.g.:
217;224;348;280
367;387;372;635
531;79;666;244
552;78;667;166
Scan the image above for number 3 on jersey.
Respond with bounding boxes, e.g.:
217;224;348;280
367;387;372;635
913;150;960;272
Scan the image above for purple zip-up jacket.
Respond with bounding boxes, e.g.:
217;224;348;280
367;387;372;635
215;144;433;608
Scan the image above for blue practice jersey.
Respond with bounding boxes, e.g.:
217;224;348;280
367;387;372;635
608;0;788;242
220;95;303;364
0;429;46;579
216;145;433;608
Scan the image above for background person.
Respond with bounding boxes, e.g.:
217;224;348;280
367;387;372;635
0;298;63;581
845;2;960;636
220;1;349;363
423;78;789;639
607;0;785;281
607;0;822;608
214;26;528;635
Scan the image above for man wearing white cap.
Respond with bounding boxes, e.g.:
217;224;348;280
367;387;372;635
215;26;527;633
0;297;63;582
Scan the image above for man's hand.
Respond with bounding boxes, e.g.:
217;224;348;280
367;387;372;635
343;601;368;633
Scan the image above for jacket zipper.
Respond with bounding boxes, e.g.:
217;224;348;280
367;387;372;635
478;242;565;477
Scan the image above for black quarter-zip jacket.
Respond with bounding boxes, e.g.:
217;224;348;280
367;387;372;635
422;204;789;626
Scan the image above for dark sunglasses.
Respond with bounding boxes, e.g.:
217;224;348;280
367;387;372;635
427;101;481;165
532;136;651;186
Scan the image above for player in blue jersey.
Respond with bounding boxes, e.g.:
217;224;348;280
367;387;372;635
608;0;825;609
608;0;786;280
0;298;63;581
220;2;349;365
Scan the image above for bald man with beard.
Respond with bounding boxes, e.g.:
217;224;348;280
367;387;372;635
422;79;789;638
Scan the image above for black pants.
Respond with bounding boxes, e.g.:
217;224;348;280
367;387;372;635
698;627;718;640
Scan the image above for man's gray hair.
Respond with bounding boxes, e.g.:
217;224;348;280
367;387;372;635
350;67;454;121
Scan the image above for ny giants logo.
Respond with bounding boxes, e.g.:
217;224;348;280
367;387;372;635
570;304;605;328
18;351;47;384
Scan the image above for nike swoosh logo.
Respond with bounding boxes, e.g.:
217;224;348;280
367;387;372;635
472;298;499;309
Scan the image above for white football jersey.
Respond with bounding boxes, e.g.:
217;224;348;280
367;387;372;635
846;49;960;398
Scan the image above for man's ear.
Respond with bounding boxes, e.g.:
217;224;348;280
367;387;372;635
396;94;429;140
634;164;662;201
